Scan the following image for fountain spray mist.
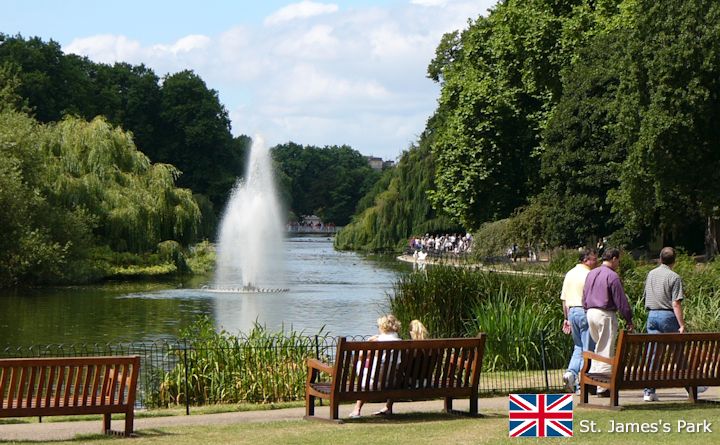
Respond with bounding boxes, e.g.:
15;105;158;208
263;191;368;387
214;135;285;289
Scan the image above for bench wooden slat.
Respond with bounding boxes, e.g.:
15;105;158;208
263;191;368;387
0;356;140;437
305;335;486;421
580;331;720;407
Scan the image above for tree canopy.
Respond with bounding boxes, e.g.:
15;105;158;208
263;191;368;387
0;109;200;286
271;143;381;226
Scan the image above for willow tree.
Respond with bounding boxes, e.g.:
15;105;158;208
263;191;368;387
335;132;460;252
43;116;201;253
0;110;96;286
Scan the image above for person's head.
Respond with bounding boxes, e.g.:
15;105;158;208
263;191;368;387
602;248;621;270
660;247;676;266
579;248;598;268
377;314;401;334
409;319;428;340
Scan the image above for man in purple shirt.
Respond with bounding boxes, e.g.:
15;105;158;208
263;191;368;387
582;248;634;396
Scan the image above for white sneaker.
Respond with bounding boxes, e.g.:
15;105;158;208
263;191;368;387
643;392;659;402
562;372;575;392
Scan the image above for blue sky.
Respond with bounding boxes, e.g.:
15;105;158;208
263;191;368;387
2;0;497;160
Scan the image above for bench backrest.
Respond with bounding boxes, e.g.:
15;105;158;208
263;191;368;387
332;336;485;394
0;356;140;415
615;331;720;383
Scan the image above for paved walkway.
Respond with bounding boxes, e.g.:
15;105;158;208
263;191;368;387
1;388;717;441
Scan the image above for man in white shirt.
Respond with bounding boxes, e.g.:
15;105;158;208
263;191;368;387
560;248;598;393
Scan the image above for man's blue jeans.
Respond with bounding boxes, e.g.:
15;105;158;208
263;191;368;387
645;310;680;396
567;307;595;388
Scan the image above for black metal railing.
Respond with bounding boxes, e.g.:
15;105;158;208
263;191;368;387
2;334;565;413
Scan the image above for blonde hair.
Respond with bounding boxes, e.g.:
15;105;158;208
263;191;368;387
377;314;401;334
409;319;428;340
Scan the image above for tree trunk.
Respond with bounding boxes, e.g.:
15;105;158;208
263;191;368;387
705;215;719;261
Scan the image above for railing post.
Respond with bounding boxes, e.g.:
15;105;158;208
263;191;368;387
540;330;549;391
183;339;190;415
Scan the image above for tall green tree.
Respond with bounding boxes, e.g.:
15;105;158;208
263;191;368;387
427;0;621;230
609;0;720;256
335;129;461;252
0;110;88;286
0;34;94;122
534;31;626;247
43;115;201;252
90;62;163;155
272;143;380;225
157;70;239;209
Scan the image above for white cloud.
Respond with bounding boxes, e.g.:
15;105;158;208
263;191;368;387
65;34;142;64
151;34;211;55
64;0;495;160
264;1;339;26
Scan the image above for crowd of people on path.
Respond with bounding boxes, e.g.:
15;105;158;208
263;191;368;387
559;246;707;401
409;233;473;255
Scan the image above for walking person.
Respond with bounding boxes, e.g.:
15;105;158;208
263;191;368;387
642;247;706;401
560;248;598;393
582;248;634;397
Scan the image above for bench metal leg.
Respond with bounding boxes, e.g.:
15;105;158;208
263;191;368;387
103;413;111;434
330;400;339;420
305;394;315;417
124;410;134;437
444;397;453;413
469;396;478;416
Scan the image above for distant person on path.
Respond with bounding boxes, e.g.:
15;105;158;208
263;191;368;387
560;248;598;394
348;315;402;418
642;247;706;401
373;319;429;416
582;248;634;397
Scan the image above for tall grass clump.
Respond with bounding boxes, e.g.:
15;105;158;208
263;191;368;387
155;316;329;407
389;266;501;337
389;265;564;343
467;285;569;371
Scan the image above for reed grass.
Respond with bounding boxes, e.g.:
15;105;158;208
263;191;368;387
389;266;567;370
468;285;569;371
154;317;329;407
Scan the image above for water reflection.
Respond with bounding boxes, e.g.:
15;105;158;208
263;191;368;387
0;237;408;346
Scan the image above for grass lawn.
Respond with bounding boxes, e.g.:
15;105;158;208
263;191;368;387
19;403;719;445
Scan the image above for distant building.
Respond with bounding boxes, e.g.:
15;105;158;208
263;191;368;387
382;160;395;169
365;156;384;171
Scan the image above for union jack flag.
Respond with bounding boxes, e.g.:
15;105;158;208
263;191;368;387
509;394;573;437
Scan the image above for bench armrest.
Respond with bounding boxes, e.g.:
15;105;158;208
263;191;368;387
582;351;613;364
307;358;334;376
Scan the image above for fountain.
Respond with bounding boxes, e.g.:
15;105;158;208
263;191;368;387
211;135;288;293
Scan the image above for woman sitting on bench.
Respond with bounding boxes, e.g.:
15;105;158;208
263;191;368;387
348;314;402;418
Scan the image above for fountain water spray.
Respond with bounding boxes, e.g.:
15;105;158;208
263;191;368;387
213;135;286;292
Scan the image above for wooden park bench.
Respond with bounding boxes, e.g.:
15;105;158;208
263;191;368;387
0;355;140;437
580;330;720;408
304;335;486;422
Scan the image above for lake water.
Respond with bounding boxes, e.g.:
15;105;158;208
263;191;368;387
0;236;410;347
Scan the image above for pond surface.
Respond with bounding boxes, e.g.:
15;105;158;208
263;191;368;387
0;236;410;347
